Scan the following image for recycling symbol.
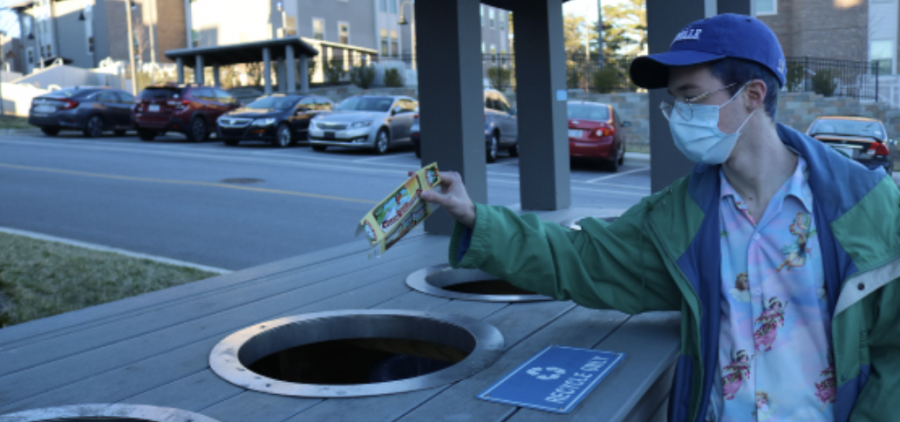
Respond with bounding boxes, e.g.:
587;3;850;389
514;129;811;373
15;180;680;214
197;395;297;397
526;366;566;381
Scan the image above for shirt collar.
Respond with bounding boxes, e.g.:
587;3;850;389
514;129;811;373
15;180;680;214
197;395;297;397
719;156;813;213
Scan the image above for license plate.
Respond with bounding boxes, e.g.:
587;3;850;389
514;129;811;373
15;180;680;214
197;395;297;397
324;131;335;139
148;104;160;112
832;146;854;158
34;105;56;113
568;129;583;138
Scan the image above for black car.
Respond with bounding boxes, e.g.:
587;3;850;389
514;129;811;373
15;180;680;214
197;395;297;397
28;86;136;137
217;94;334;147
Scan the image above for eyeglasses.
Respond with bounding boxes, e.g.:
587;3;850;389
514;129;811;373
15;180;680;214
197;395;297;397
659;83;737;122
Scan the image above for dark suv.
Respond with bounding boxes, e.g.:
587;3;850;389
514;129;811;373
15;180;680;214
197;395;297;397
28;86;135;137
134;84;239;142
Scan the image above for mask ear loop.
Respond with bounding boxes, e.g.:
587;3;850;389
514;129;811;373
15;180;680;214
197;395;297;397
721;82;757;136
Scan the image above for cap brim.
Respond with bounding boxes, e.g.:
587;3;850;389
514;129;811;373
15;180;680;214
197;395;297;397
630;51;726;89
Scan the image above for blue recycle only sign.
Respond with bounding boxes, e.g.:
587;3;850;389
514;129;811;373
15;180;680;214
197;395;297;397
477;345;625;414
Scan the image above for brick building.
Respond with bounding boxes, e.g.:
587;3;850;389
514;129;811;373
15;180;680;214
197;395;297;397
756;0;898;74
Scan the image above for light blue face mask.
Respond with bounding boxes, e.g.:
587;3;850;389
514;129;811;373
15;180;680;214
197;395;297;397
668;84;755;165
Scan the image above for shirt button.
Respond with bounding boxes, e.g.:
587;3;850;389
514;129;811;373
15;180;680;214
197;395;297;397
753;288;762;296
753;233;761;241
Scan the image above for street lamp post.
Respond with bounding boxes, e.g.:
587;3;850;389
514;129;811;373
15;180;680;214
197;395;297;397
125;0;137;95
398;0;415;71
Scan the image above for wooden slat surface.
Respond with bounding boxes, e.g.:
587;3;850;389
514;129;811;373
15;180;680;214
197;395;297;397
0;208;681;422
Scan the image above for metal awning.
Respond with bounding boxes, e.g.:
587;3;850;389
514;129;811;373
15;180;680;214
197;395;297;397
164;37;318;67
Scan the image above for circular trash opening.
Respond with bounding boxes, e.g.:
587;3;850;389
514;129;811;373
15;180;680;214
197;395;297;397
406;264;553;302
209;309;504;397
0;404;220;422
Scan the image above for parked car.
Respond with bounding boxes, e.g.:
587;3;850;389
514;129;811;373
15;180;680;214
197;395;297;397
28;86;136;137
411;89;518;163
411;112;420;154
567;101;629;171
134;83;240;142
216;94;334;147
807;116;894;175
308;95;418;154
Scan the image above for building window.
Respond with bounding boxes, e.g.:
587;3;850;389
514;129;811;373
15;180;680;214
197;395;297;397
871;39;894;74
313;18;324;40
380;0;387;12
191;29;200;47
480;6;484;26
500;48;506;64
390;30;398;57
756;0;776;15
389;0;397;14
489;8;495;28
339;22;350;45
491;45;496;62
481;43;485;56
26;47;34;64
380;28;389;56
88;36;94;53
500;12;505;31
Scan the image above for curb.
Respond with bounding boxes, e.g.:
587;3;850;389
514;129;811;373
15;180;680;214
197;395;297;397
0;226;232;275
625;152;650;164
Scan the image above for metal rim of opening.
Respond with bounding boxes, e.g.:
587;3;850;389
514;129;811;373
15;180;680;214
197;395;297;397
0;404;221;422
208;309;504;398
406;264;553;302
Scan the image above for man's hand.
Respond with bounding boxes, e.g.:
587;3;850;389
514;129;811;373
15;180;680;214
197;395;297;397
415;171;476;229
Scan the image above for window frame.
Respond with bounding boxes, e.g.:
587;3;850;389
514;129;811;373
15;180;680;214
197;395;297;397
338;21;350;45
755;0;777;16
390;29;399;57
312;18;325;40
489;8;495;28
380;28;389;56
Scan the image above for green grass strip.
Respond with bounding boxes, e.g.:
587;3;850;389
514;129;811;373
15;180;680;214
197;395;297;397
0;232;215;327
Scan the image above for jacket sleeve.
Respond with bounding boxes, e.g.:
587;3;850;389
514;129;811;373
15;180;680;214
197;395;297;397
448;199;681;314
852;279;900;421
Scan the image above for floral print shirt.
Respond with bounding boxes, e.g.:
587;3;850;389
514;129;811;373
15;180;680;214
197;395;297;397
708;157;835;421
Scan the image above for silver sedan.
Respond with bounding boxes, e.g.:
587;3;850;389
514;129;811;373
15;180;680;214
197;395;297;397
308;95;419;154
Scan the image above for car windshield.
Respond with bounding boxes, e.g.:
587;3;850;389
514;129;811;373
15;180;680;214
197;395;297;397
336;96;393;112
140;88;182;99
567;104;610;121
46;87;93;98
245;96;300;110
810;119;884;139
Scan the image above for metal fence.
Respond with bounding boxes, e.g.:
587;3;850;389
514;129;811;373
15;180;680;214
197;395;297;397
783;57;880;101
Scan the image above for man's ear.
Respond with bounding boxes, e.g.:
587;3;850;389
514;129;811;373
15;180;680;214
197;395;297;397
745;79;767;111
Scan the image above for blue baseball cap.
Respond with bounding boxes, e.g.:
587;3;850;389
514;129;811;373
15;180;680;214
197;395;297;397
629;14;786;89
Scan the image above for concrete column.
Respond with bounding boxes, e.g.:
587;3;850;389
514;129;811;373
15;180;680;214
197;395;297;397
176;57;185;83
298;55;310;93
717;0;752;15
285;45;296;93
262;47;273;94
212;63;221;87
276;59;287;93
195;55;204;84
511;0;570;211
416;0;486;235
647;0;716;192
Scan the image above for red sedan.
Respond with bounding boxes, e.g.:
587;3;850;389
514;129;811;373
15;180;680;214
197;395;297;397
567;101;629;171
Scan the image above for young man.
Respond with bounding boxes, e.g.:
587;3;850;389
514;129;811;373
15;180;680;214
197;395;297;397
420;14;900;422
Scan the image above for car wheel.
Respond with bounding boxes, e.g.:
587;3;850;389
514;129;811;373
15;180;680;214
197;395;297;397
374;129;390;155
487;133;499;163
273;123;292;148
114;130;127;136
617;143;625;166
138;128;157;141
312;144;327;152
186;117;207;142
83;115;104;138
40;126;60;136
223;139;240;146
508;143;519;157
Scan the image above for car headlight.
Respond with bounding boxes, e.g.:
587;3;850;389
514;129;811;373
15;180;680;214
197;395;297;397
350;121;373;129
252;118;277;127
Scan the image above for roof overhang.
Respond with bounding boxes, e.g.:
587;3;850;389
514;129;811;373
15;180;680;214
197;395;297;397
165;37;318;67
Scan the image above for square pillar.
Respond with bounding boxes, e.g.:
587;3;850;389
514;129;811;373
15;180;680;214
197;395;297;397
262;47;273;94
176;57;184;83
276;59;287;93
298;55;310;93
511;0;570;210
212;64;221;87
647;0;717;192
717;0;752;15
285;45;297;93
415;0;486;235
194;55;205;85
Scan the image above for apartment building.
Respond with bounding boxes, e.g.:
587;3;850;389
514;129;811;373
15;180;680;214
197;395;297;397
756;0;897;73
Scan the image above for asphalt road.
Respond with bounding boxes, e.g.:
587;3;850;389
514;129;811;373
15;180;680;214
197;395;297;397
0;131;651;270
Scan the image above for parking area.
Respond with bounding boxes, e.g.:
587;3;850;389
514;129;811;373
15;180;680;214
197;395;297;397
0;131;650;270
